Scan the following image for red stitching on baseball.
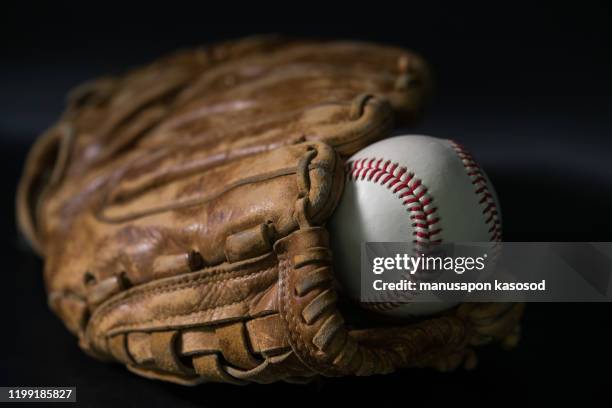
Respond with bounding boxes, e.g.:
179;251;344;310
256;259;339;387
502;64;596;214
448;140;502;242
347;157;441;311
345;141;501;312
346;157;442;252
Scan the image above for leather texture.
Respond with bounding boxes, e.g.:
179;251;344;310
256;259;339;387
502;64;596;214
17;35;524;385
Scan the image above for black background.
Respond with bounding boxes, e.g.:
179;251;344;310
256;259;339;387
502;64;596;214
1;3;611;406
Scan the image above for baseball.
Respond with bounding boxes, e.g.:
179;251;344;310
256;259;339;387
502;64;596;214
329;135;502;316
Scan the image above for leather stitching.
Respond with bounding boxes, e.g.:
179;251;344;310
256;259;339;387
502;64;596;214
96;268;273;326
90;255;276;335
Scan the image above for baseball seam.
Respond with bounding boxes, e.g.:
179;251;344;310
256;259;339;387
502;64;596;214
344;141;500;312
346;157;440;310
448;141;502;242
347;157;441;253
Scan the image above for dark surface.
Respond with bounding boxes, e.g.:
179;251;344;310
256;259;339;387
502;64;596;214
1;4;611;407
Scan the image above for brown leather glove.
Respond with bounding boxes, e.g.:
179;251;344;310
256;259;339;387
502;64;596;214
17;36;523;385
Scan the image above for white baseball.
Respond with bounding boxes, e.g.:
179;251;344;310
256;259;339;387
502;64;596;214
328;135;502;317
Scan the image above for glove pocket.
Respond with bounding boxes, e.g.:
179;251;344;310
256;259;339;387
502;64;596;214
274;226;476;377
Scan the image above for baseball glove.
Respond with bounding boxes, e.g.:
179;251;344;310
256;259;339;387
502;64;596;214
17;35;524;385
